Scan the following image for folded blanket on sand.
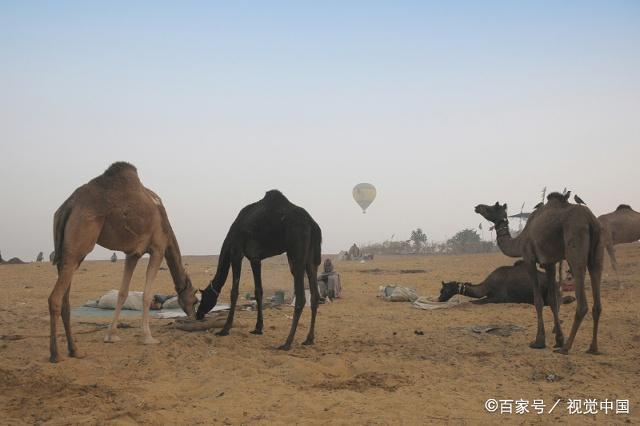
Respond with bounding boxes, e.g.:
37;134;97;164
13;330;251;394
378;285;418;302
411;295;468;310
90;290;197;311
378;286;469;309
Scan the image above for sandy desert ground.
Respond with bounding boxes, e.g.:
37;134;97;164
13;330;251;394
1;244;639;425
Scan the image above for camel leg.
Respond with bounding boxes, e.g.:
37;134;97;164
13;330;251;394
527;261;546;349
303;261;320;346
61;286;83;358
141;251;163;344
558;260;563;289
470;297;502;304
49;216;101;361
250;259;264;335
104;254;139;343
605;243;621;289
551;262;562;335
279;263;306;350
606;243;618;272
555;261;588;355
49;265;75;363
587;244;604;355
217;257;242;336
545;265;564;348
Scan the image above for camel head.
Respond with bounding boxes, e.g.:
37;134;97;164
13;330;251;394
475;202;507;225
438;281;462;302
195;283;219;320
177;274;198;319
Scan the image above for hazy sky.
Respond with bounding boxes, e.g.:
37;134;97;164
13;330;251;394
1;1;639;260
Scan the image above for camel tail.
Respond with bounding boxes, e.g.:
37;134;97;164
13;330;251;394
52;199;73;268
311;221;322;266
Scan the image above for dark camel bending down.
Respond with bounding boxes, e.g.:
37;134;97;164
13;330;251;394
49;162;198;363
439;260;575;305
475;192;603;355
197;190;322;350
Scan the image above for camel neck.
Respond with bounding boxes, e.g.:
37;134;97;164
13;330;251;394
494;220;524;258
460;282;485;298
164;243;188;294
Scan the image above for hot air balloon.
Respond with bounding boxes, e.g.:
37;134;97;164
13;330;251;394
353;183;376;213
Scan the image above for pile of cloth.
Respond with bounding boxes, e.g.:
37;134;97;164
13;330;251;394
84;290;189;311
378;285;467;309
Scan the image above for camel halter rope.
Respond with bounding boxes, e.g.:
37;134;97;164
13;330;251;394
494;219;510;237
208;280;220;296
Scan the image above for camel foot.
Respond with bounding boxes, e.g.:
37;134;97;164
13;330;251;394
250;329;263;335
529;340;546;349
587;347;601;355
216;330;229;337
553;340;564;349
143;336;159;345
302;338;314;346
554;348;569;355
49;354;60;363
277;343;291;351
103;333;121;343
69;349;85;359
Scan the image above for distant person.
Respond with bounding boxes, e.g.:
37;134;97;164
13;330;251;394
110;252;117;263
36;252;44;262
318;258;342;299
348;243;361;260
49;251;55;263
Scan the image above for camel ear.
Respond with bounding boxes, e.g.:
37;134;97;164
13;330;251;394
503;203;507;210
494;201;499;207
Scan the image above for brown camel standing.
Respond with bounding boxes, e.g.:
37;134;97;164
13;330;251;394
49;162;198;363
598;204;640;272
475;192;604;355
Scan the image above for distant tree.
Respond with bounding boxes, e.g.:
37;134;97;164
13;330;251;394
448;229;481;246
410;228;428;253
447;229;488;253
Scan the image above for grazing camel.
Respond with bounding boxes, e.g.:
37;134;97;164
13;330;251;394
475;192;603;355
49;162;198;363
598;204;640;272
197;190;322;350
438;260;575;305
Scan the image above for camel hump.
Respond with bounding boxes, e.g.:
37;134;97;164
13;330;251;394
616;204;632;211
546;192;567;203
103;162;138;177
263;190;290;206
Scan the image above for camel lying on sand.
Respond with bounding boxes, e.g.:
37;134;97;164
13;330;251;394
438;260;575;305
0;252;26;265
